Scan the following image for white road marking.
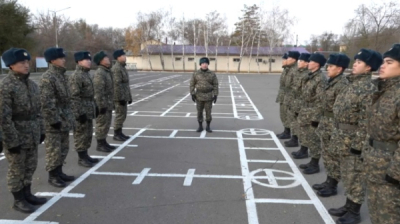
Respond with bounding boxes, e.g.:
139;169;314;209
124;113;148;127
169;130;178;137
161;93;190;116
183;169;196;186
90;156;125;160
185;113;191;117
229;76;239;118
247;160;288;164
200;131;206;138
253;199;314;204
35;192;85;198
129;84;181;106
133;168;151;185
0;221;58;224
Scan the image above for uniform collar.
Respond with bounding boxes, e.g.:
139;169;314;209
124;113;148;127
76;65;90;72
49;64;66;74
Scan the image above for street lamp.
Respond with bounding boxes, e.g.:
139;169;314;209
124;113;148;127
49;7;71;48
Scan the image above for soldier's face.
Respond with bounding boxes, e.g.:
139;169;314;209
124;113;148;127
297;60;308;69
118;55;126;63
101;57;111;67
78;59;91;69
327;64;343;78
308;61;319;71
10;60;30;75
51;58;66;68
379;57;400;79
286;58;296;65
200;63;209;70
352;59;371;75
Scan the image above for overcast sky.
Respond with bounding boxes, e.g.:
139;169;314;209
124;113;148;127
19;0;387;45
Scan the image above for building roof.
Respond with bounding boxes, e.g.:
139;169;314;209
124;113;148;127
139;45;309;56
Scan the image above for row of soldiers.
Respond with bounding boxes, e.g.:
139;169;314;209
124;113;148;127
276;44;400;224
0;47;133;213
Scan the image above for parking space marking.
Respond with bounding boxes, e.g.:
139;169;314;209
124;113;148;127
132;168;151;185
35;192;85;198
183;169;196;186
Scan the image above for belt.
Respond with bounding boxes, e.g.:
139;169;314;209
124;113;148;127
369;138;397;151
335;123;358;131
12;114;37;121
323;111;334;118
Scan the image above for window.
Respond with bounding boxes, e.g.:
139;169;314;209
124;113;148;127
210;58;216;61
256;58;263;62
175;57;182;61
269;58;275;63
188;58;194;61
233;58;240;62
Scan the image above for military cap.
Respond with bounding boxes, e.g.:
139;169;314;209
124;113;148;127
44;47;66;62
327;53;350;69
199;57;210;65
113;49;125;59
287;51;300;60
2;48;31;67
93;51;108;65
309;53;327;67
383;44;400;63
299;53;311;62
74;51;91;62
354;48;383;72
282;53;288;59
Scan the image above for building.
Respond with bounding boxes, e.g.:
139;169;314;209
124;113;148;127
127;45;309;73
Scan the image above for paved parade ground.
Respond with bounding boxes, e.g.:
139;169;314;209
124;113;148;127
0;72;371;224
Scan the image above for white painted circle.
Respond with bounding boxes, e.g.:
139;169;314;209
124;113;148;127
249;169;300;189
240;128;270;135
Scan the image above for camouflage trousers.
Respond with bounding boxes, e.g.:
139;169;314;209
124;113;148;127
4;147;38;192
289;109;300;136
114;103;127;130
96;110;112;140
73;119;93;152
45;131;70;172
319;131;341;180
300;124;321;159
364;146;400;224
197;100;213;122
279;103;290;128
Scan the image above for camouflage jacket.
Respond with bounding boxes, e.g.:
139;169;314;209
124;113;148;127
94;65;114;110
0;71;44;149
69;65;96;120
333;73;375;151
292;67;309;113
112;61;132;102
282;63;299;106
298;69;324;125
40;64;74;133
189;69;219;101
367;76;400;181
276;66;289;103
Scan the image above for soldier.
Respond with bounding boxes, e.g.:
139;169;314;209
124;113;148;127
276;53;289;137
112;49;132;141
93;51;117;152
364;44;400;224
40;47;75;188
190;57;219;132
312;53;349;198
328;49;382;224
0;48;47;213
69;51;99;167
295;53;326;175
285;52;310;148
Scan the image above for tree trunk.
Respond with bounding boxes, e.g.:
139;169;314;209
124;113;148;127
248;30;256;73
159;42;165;71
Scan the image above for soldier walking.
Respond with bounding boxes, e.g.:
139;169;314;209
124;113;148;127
364;44;400;224
112;49;132;141
0;48;47;213
93;51;117;152
69;51;99;167
40;47;75;188
328;49;382;224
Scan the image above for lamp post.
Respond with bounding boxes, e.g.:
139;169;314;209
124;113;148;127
49;7;71;48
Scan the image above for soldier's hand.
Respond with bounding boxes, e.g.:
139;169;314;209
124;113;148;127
311;121;319;127
78;114;88;123
40;134;46;144
128;100;132;104
119;100;127;106
8;145;21;154
100;107;107;114
191;95;196;102
213;95;217;104
51;122;62;130
385;175;400;188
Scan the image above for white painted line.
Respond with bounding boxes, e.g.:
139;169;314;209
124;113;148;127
229;76;238;119
200;131;206;138
185;113;191;117
117;127;237;133
183;169;196;186
253;199;314;204
137;135;272;141
130;111;138;116
132;168;151;185
91;156;125;160
0;156;5;161
129;83;182;106
0;220;58;224
161;93;190;116
245;147;280;151
246;116;250;120
169;130;178;137
22;128;148;223
250;129;256;135
35;192;85;198
237;78;263;120
109;144;138;148
247;160;288;164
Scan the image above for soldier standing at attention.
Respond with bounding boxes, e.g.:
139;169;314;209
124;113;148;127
93;51;117;152
112;49;132;141
312;53;349;198
40;47;75;188
365;44;400;224
69;51;99;167
328;49;382;224
276;53;289;137
0;48;47;213
190;57;219;133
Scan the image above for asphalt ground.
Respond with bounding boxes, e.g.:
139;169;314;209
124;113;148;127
0;71;371;224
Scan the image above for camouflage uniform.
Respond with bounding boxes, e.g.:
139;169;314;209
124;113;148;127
365;76;400;224
69;65;96;152
277;66;290;127
189;69;219;122
112;61;132;130
290;66;308;137
40;64;74;172
94;65;114;139
332;73;375;204
282;63;298;132
0;71;44;192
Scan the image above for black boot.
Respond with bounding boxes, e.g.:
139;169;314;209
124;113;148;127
113;129;127;141
206;121;212;133
78;151;94;167
120;129;130;139
284;135;299;147
96;139;112;152
48;168;66;188
196;122;203;132
23;184;47;205
317;176;338;197
293;146;309;159
335;200;361;224
58;165;75;182
12;190;35;213
312;176;329;190
86;152;99;164
303;158;320;174
277;127;291;139
329;198;351;217
291;145;307;156
105;140;117;150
